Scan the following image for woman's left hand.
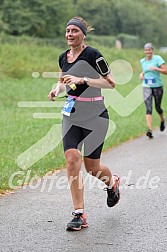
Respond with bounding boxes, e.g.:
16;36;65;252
63;75;84;85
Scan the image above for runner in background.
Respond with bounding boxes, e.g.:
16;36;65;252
139;43;167;138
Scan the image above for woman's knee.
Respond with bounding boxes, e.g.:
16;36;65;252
65;149;82;172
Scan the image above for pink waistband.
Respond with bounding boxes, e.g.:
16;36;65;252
69;95;104;102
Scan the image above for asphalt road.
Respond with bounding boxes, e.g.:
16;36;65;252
0;129;167;252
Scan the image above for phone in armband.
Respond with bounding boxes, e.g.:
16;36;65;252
96;57;110;76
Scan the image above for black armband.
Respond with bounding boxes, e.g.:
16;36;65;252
96;57;110;76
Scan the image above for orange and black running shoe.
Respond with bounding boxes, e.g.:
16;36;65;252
66;212;88;231
104;175;120;207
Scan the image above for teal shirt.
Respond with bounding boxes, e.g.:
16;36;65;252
140;55;165;88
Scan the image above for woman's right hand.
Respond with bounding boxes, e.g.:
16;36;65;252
48;81;65;101
139;72;144;80
48;88;59;101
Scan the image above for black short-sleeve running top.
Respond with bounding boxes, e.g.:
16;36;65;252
59;46;110;121
59;46;110;97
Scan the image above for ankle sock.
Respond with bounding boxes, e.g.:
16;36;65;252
74;209;84;214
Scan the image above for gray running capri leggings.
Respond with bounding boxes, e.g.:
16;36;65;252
143;87;163;115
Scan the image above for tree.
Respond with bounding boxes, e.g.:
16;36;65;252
0;0;75;37
0;0;167;46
